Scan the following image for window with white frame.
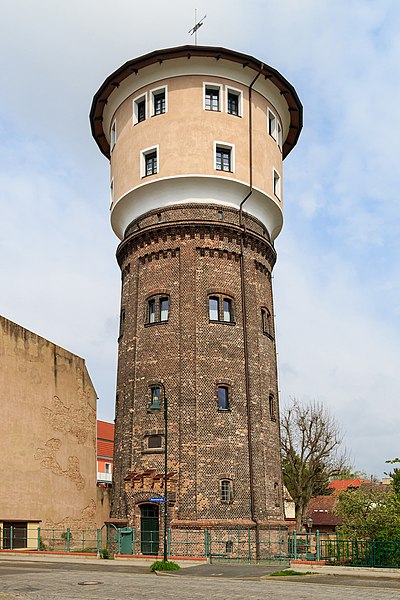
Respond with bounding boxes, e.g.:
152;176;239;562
104;463;111;474
277;122;282;150
141;146;159;178
268;109;277;139
110;178;114;206
133;93;147;124
215;142;234;173
226;87;242;117
110;120;116;151
204;83;222;111
151;86;167;116
273;169;281;199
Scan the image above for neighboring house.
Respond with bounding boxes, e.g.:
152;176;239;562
0;315;98;549
97;420;114;486
305;495;342;533
327;478;369;495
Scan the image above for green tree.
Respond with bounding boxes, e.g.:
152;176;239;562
281;399;347;531
385;458;400;496
335;484;400;540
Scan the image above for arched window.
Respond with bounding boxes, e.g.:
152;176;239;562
261;307;273;337
208;295;235;323
150;386;161;409
274;482;280;507
220;479;233;503
269;393;276;421
217;386;229;411
147;295;170;324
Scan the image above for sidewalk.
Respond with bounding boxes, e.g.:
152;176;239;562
1;551;400;580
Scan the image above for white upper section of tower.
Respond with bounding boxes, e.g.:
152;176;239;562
90;45;302;241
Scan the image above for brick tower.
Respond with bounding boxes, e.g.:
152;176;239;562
90;45;302;554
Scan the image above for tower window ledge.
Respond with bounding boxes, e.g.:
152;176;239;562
209;320;236;326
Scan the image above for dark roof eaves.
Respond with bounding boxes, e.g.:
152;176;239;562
89;44;303;160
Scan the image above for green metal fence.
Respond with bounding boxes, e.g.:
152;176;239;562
1;524;399;567
320;538;400;568
0;526;103;554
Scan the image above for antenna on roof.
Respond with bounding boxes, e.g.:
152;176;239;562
188;9;206;46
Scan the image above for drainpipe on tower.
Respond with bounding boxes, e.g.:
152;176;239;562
239;65;263;560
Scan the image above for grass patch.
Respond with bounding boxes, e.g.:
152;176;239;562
151;560;180;572
270;569;312;577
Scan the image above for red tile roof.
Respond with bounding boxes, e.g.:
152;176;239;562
306;496;342;527
327;478;369;494
97;420;114;440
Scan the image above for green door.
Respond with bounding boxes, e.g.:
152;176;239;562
140;505;159;555
121;528;134;554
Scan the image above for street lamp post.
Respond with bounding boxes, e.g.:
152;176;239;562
159;381;168;562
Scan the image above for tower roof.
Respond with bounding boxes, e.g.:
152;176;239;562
90;44;302;160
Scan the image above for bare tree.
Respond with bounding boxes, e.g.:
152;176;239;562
281;398;347;531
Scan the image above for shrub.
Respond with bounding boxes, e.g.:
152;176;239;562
150;560;180;572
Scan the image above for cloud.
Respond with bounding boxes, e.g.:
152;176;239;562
0;0;399;473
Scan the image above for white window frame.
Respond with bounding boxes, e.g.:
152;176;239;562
104;463;111;474
110;120;116;151
203;82;223;112
273;168;281;200
277;121;282;150
133;92;147;125
226;86;242;117
214;141;235;173
268;109;277;140
140;145;159;178
110;178;114;209
150;85;168;116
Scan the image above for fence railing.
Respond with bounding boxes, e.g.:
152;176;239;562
1;524;399;567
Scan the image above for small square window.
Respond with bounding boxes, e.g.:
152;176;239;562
226;87;242;117
151;86;167;116
269;393;276;421
110;179;114;207
110;121;116;150
133;94;147;124
148;434;162;449
150;386;161;409
205;87;220;111
277;122;282;150
268;110;277;139
146;151;157;176
227;92;239;116
216;146;232;172
261;307;272;337
273;169;281;199
217;386;229;410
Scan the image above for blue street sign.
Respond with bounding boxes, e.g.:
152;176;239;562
150;497;165;503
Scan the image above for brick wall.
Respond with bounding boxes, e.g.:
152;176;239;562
111;204;284;528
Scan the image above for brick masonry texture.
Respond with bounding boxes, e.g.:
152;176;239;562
112;204;285;529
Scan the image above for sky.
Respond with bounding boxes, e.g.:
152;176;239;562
0;0;399;478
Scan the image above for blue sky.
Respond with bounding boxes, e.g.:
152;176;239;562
1;0;399;477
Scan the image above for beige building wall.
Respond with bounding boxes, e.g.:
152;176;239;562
110;74;283;204
0;315;99;536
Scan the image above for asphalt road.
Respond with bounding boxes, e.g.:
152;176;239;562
1;560;400;599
